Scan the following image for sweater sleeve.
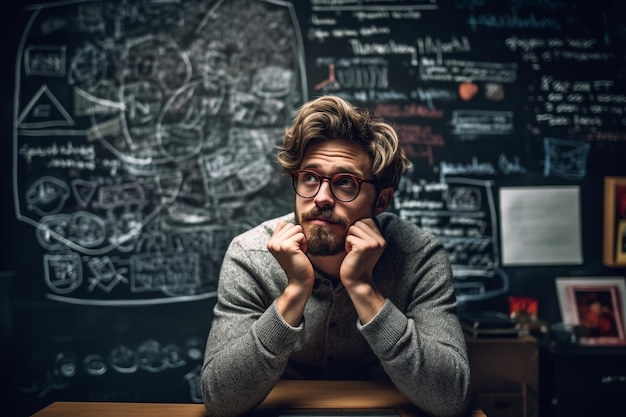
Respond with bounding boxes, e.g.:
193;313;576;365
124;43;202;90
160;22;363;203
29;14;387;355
357;233;471;417
201;237;302;417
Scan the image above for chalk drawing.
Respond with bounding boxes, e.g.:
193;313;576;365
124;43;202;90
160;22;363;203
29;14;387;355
14;0;307;306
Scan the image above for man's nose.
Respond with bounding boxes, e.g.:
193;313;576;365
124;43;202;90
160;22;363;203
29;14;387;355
313;179;334;206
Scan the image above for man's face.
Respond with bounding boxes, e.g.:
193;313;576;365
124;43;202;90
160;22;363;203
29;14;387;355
295;140;379;256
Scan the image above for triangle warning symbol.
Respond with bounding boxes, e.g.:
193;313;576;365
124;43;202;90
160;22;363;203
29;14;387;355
18;84;75;129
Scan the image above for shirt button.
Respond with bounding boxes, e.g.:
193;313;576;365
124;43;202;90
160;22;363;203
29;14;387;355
329;322;337;329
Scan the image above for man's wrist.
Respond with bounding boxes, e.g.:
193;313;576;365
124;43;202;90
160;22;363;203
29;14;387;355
276;283;311;326
346;283;386;324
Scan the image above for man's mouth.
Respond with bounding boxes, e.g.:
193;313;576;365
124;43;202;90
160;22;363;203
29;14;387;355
308;217;338;226
301;208;347;228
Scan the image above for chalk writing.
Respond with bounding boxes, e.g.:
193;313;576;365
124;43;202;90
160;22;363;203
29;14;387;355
416;36;472;64
440;158;497;181
312;0;438;13
396;124;445;166
451;110;514;136
459;0;572;33
420;58;517;83
529;76;626;141
350;39;418;64
24;45;67;77
394;177;508;303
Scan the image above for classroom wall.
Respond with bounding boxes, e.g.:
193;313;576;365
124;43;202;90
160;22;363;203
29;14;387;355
2;0;626;415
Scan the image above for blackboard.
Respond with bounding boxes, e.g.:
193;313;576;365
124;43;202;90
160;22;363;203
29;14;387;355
3;0;626;416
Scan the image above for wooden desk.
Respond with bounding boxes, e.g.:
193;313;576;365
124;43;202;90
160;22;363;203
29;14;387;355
31;380;485;417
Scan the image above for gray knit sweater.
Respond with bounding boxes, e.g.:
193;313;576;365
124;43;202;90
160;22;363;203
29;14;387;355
202;212;470;417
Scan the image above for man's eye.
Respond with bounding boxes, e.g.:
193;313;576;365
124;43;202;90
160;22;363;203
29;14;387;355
334;176;357;189
302;173;319;183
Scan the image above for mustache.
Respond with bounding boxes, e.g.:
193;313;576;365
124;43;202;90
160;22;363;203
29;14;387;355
300;207;348;227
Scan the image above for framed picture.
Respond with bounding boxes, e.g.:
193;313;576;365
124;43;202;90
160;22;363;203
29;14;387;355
603;177;626;267
556;277;626;345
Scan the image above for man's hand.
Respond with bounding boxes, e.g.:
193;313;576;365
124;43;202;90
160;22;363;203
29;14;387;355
340;218;387;324
341;218;386;284
267;221;314;326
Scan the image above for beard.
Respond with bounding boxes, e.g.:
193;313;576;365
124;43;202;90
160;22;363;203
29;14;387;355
298;207;348;256
306;224;341;256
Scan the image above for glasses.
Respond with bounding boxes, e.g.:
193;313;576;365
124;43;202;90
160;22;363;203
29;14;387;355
290;170;377;202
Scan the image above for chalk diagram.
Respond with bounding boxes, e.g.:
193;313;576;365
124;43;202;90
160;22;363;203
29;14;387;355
18;337;206;403
14;0;307;305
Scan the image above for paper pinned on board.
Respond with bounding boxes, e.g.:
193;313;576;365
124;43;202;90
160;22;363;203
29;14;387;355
499;186;583;265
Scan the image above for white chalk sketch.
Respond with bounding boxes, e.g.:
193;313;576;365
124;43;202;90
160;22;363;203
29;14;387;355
19;337;205;400
185;365;203;403
83;354;107;376
44;253;83;294
14;0;307;305
25;176;71;216
17;84;75;128
86;256;129;293
543;137;590;180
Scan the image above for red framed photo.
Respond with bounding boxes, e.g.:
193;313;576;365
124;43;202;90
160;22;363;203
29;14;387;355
556;277;626;345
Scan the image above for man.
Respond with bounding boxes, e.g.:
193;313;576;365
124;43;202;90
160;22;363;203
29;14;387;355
202;95;470;417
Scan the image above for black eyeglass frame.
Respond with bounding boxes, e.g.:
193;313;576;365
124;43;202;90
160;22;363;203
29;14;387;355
290;169;378;202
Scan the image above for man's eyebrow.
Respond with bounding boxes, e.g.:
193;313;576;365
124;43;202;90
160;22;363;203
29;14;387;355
335;167;366;176
301;163;364;175
301;163;321;170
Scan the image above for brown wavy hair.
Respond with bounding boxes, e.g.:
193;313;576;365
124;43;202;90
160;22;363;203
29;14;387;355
277;95;409;190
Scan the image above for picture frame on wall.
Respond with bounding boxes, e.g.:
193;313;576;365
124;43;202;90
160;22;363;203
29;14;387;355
556;277;626;346
603;177;626;267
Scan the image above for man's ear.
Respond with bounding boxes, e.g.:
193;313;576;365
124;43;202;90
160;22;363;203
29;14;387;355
374;188;393;215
